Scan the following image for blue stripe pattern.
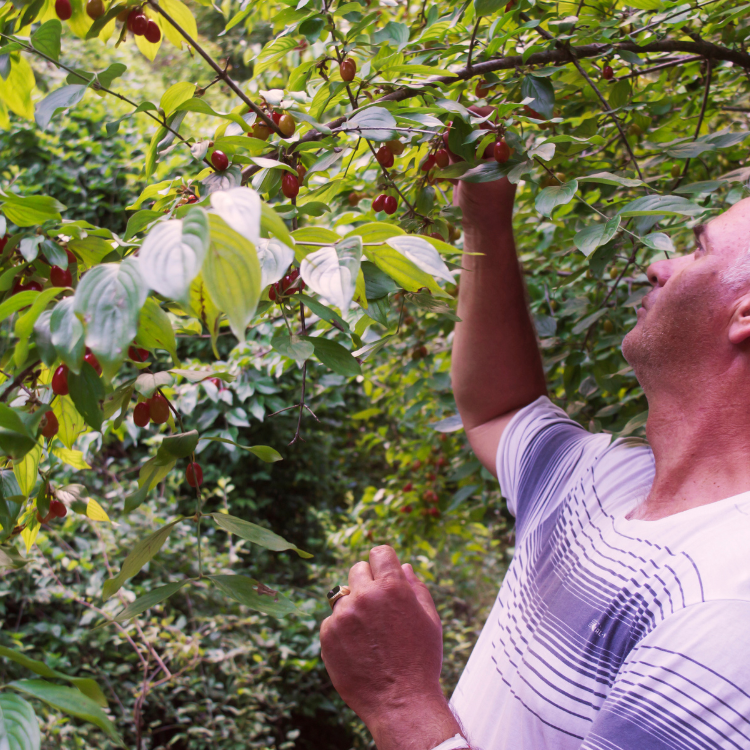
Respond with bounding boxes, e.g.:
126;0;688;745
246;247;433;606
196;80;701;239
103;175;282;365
450;397;750;750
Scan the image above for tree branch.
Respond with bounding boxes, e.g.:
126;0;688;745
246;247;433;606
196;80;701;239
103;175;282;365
146;0;281;136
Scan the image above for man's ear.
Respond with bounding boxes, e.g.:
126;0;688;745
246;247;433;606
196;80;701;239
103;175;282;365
728;293;750;345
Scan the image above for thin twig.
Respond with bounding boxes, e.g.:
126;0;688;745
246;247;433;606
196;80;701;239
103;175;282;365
614;54;703;80
467;19;481;72
673;59;712;190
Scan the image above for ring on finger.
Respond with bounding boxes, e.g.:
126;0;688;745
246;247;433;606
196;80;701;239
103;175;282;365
326;585;351;610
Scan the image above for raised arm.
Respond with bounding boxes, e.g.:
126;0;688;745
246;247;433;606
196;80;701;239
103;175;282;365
451;177;547;474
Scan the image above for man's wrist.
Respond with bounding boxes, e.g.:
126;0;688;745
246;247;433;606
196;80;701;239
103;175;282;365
366;692;463;750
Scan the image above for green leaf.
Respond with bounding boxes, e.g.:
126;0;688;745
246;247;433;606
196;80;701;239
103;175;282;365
340;106;397;142
8;680;123;746
608;79;631;109
50;298;85;374
0;645;107;707
68;362;105;431
203;214;261;342
40;239;68;269
254;36;298;76
272;334;315;363
535;179;578;217
13;287;61;366
385;236;454;284
0;407;42;461
31;19;62;60
210;512;311;557
303;336;361;376
641;232;675;253
197;437;282;462
0;547;28;569
299;294;350;331
0;291;38;324
52;396;85;450
34;84;87;130
134;371;174;398
521;75;554;119
206;574;300;617
407;292;461;322
156;430;199;460
260;201;294;247
618;195;704;217
365;246;440;293
144;125;167;178
85;4;126;39
124;457;176;513
0;693;41;750
0;194;65;227
139;209;209;304
159;82;196;116
73;259;147;381
665;141;716;159
13;440;42;497
136;298;178;364
300;236;362;314
111;579;191;623
101;518;182;600
32;310;56;367
95;63;127;90
124;210;162;240
577;172;644;188
573;216;621;257
474;0;504;15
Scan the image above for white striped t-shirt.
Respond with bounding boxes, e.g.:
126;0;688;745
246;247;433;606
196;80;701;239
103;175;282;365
450;396;750;750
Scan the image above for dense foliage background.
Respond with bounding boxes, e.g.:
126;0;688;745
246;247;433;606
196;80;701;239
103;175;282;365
0;0;748;745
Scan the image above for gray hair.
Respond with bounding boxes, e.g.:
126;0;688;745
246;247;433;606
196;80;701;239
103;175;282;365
720;249;750;291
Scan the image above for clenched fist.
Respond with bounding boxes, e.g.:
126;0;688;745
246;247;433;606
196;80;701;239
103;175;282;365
320;545;464;750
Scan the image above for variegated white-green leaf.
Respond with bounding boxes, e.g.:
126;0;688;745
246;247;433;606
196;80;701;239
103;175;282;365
300;237;362;314
139;209;209;303
257;238;295;289
385;236;454;284
209;187;261;246
73;259;148;381
203;214;261;342
50;297;85;374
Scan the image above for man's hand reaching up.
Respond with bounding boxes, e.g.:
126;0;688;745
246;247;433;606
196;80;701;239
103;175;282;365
320;545;464;750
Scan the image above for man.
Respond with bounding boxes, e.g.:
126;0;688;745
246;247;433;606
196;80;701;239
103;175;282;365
320;171;750;750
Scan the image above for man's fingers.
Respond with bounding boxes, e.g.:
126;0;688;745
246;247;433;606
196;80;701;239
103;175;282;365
348;560;373;590
369;545;406;580
403;563;441;626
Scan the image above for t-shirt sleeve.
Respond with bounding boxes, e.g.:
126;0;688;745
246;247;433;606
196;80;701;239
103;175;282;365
581;600;750;750
496;396;610;533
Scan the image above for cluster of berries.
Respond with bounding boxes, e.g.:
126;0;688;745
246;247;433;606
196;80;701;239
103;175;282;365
11;247;77;294
133;393;170;427
268;268;305;302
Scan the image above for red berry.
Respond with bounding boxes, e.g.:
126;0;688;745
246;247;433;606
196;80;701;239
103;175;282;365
65;248;77;265
27;281;43;292
430;232;443;240
281;173;300;199
52;365;69;396
149;393;170;424
434;149;449;168
128;346;149;362
55;0;72;19
383;195;398;215
127;9;142;31
427;507;440;517
84;351;102;376
186;462;203;487
400;504;413;514
603;65;614;80
494;139;511;163
340;58;356;82
423;489;439;504
297;163;307;182
271;111;282;124
268;284;278;302
376;146;394;168
211;150;229;171
50;499;67;518
50;265;72;287
426;472;436;482
144;19;161;43
132;12;148;35
403;482;413;492
133;401;151;427
86;0;104;18
421;154;436;172
412;460;422;470
372;194;386;212
41;410;59;439
0;235;8;252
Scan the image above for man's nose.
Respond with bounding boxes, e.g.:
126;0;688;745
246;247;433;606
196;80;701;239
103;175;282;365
645;258;674;288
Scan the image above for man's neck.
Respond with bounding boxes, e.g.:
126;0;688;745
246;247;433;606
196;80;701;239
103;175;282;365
635;385;750;521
